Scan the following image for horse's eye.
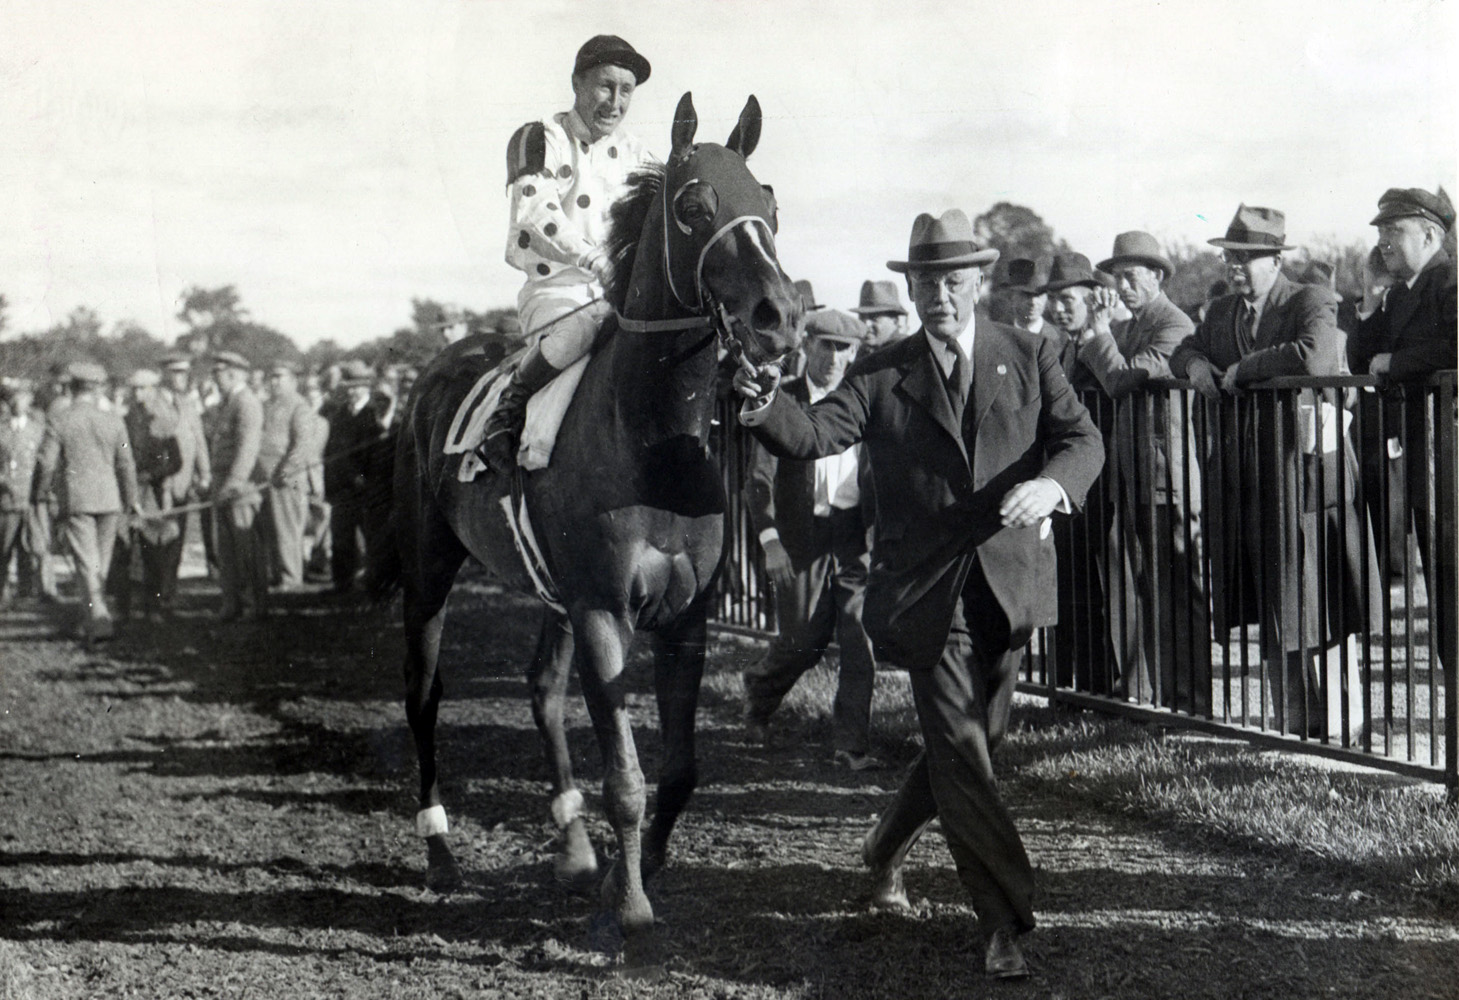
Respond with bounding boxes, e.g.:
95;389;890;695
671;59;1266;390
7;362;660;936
673;183;718;231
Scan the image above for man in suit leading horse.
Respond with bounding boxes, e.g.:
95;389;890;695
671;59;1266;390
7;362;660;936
481;34;658;473
736;209;1104;980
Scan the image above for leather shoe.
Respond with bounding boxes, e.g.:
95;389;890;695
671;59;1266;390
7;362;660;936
984;926;1029;980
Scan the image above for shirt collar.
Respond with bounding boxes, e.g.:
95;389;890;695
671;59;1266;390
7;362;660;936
923;317;977;377
565;108;616;147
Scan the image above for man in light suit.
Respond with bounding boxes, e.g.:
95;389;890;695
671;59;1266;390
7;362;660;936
743;309;880;770
1348;186;1457;675
258;363;315;591
157;354;211;612
737;209;1104;980
37;362;139;641
0;382;47;607
1084;231;1211;715
209;351;266;620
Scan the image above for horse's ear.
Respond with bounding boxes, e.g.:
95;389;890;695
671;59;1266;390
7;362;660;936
726;95;762;159
671;92;698;153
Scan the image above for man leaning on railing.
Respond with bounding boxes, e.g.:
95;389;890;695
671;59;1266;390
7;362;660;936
1348;186;1458;676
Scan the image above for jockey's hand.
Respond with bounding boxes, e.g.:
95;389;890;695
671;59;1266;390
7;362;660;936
999;479;1061;528
1187;358;1223;400
761;538;795;593
732;364;781;406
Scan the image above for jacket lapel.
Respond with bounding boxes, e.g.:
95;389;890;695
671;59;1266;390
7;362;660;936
1253;274;1292;350
896;334;966;458
1389;249;1448;334
971;320;1005;432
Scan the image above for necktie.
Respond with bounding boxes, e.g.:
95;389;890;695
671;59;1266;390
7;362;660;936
1236;300;1255;349
947;341;971;413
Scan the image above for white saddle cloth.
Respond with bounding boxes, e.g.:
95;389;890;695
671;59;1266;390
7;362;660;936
446;355;591;482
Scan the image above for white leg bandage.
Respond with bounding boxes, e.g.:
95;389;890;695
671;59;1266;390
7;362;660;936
416;805;449;838
550;789;584;828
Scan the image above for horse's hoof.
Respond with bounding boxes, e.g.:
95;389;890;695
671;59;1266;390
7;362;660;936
554;852;600;893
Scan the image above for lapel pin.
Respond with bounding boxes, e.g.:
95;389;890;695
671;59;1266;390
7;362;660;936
996;364;1007;375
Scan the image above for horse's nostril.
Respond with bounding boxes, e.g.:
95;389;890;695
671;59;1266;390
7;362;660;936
751;299;783;332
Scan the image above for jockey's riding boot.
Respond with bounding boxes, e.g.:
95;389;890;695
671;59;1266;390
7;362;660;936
479;344;561;474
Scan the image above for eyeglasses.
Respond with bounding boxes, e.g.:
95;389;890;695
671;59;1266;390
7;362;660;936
1221;251;1278;267
908;270;976;295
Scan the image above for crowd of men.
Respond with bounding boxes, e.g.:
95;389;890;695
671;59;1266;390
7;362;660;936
0;353;413;638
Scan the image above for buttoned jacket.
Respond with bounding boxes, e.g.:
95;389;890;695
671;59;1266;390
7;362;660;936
161;389;211;503
38;397;138;515
258;388;314;487
1349;248;1457;379
1169;273;1342;382
746;319;1104;670
210;386;265;497
0;415;45;511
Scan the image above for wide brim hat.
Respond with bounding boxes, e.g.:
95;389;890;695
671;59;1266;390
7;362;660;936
1097;231;1174;276
852;279;906;316
127;369;161;389
805;309;866;346
160;353;193;372
996;258;1048;294
339;360;375;385
210;350;251;372
1369;186;1455;231
67;361;108;385
1040;252;1109;294
793;279;825;311
573;34;651;85
268;361;300;377
1207;204;1295;252
887;209;1000;273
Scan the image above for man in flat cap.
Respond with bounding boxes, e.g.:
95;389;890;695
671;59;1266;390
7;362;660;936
852;279;908;353
259;363;315;592
737;209;1103;979
1083;232;1210;714
209;351;267;620
37;362;139;641
1349;186;1457;674
742;310;881;770
482;34;658;472
1170;206;1375;737
0;381;47;607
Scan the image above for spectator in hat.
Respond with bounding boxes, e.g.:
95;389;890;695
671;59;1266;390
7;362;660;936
259;363;315;592
1171;205;1377;737
36;361;139;641
0;382;48;607
302;373;332;581
1084;232;1210;713
736;208;1103;979
482;34;658;473
158;353;212;601
1349;186;1457;675
209;351;267;620
852;279;909;352
1039;252;1120;695
118;369;184;621
324;360;387;594
742;309;881;770
996;259;1054;339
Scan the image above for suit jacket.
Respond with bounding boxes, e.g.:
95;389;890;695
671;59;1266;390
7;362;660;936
258;389;314;487
210;386;265;497
1169;272;1342;382
1079;292;1199;507
1348;248;1457;379
324;400;385;501
745;378;868;568
305;411;329;498
0;415;46;512
161;389;210;503
38;397;138;515
747;320;1105;670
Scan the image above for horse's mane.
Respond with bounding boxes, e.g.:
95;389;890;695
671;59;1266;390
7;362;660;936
603;165;665;312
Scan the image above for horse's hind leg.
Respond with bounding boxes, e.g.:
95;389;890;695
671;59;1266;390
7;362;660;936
527;609;598;888
643;605;707;881
401;502;468;892
571;607;657;971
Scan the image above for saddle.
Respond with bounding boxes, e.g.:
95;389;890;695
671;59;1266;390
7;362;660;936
445;352;591;482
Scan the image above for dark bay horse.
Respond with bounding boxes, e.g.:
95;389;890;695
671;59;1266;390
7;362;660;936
380;93;802;967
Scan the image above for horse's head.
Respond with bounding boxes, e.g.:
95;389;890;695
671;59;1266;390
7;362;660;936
659;92;804;367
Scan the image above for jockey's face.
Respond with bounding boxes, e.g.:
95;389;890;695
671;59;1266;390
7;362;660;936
572;64;636;142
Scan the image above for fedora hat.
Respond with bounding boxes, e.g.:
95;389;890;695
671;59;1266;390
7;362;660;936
66;361;108;386
852;279;906;316
996;258;1049;294
805;309;866;346
1097;231;1174;277
210;350;251;371
1207;205;1295;252
1040;252;1108;294
887;209;1000;273
340;359;375;386
793;279;825;311
1369;186;1455;231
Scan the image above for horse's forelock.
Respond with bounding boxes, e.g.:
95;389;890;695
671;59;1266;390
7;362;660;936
604;165;666;311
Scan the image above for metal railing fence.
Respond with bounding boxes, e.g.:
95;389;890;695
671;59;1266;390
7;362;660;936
711;373;1457;792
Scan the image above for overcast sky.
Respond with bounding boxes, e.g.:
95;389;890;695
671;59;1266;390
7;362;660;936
2;0;1454;347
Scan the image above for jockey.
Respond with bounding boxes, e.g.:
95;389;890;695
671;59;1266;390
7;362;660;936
482;34;658;472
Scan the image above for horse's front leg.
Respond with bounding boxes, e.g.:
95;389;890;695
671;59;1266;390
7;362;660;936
527;609;597;888
643;604;707;881
571;607;657;972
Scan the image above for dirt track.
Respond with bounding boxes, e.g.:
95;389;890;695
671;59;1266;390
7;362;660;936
3;570;1457;1000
